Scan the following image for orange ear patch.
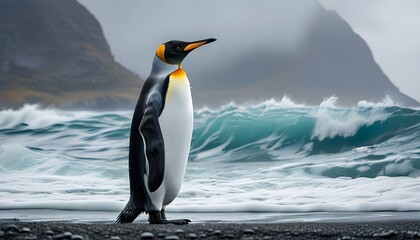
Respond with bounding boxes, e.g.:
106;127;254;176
156;44;166;62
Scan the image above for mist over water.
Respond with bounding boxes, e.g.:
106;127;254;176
0;97;419;222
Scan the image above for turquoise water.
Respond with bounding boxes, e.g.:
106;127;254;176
0;97;419;222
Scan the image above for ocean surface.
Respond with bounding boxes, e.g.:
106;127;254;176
1;96;420;223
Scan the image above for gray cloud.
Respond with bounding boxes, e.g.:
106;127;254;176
78;0;420;103
77;0;317;76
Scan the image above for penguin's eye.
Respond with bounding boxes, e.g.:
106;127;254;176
176;46;180;50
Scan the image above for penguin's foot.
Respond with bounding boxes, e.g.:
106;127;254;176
163;219;191;225
149;211;191;225
161;209;191;224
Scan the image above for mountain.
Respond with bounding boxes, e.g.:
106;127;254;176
188;2;418;107
0;0;144;110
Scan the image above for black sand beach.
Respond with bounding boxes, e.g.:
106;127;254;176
1;220;420;240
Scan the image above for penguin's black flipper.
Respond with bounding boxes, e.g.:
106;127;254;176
140;91;166;193
115;200;143;224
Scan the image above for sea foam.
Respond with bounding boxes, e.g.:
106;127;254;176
0;97;419;222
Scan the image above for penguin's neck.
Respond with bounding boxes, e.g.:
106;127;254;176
150;55;180;77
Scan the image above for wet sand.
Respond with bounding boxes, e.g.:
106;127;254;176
1;220;420;239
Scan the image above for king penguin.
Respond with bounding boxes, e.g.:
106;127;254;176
116;38;216;224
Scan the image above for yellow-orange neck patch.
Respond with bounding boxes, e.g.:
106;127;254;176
166;68;189;105
170;68;187;80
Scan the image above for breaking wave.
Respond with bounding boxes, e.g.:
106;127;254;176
0;96;419;217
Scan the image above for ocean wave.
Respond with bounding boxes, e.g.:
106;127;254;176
310;97;390;141
1;97;419;215
0;104;131;130
0;143;127;177
1;97;418;164
191;97;420;161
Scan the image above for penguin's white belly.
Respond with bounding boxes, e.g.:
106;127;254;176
147;71;193;209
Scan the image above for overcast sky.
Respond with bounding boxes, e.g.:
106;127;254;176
78;0;420;102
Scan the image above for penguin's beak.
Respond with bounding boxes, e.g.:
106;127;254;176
184;38;217;52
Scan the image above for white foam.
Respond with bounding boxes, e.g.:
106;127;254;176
196;96;307;114
194;135;233;160
2;168;420;213
0;200;124;212
169;174;420;213
357;95;400;108
0;104;88;129
264;96;307;109
319;96;339;108
382;160;416;177
196;95;408;116
0;104;132;130
311;106;389;140
4;172;419;213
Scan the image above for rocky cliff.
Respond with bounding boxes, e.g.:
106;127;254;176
0;0;143;110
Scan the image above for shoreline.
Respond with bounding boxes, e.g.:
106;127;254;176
1;220;420;239
3;210;420;224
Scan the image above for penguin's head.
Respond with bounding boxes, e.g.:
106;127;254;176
156;38;216;65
